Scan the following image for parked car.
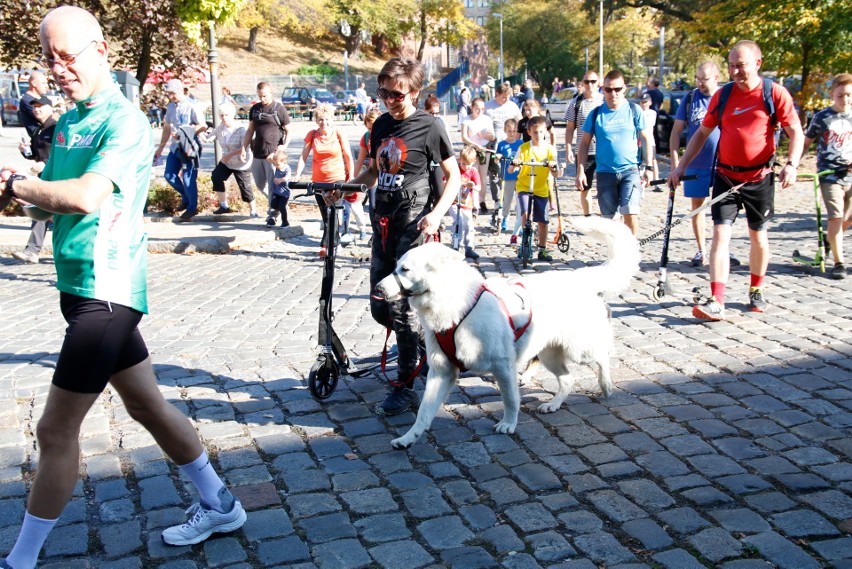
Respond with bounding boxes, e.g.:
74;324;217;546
542;87;578;124
651;90;689;153
334;89;358;104
231;93;257;119
281;87;338;107
0;71;63;126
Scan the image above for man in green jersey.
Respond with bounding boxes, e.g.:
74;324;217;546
0;8;245;568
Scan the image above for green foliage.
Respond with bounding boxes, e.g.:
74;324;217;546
146;174;260;213
485;0;595;89
399;0;477;61
176;0;247;43
294;63;339;77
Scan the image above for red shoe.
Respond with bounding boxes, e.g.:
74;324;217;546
319;247;327;258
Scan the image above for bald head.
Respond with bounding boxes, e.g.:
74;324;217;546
28;70;49;95
731;40;761;60
40;6;104;43
695;61;721;95
39;5;110;101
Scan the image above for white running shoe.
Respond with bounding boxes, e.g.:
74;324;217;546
162;488;246;546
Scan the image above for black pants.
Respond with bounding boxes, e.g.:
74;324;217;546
211;162;254;203
370;189;431;385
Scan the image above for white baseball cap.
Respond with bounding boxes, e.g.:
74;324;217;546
164;79;183;93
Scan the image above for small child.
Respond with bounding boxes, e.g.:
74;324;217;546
496;118;523;236
268;148;291;227
453;145;481;260
801;72;852;280
509;116;563;261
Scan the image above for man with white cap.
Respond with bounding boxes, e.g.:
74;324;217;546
154;78;206;221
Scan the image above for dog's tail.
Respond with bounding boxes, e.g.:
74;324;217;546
570;216;641;296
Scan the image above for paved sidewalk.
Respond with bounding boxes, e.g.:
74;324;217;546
0;123;850;568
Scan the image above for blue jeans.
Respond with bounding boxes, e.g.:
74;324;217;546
164;150;199;212
596;168;643;217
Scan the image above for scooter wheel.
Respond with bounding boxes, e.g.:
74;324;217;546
308;356;339;400
651;285;665;301
557;234;570;253
692;286;703;304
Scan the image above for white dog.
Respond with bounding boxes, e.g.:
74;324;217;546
376;216;640;449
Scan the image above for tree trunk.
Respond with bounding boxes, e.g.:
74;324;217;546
417;9;427;62
135;29;154;87
248;27;258;53
345;32;361;57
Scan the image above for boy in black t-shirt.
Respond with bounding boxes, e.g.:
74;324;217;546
324;59;461;416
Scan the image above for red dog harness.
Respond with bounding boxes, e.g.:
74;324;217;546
434;281;531;372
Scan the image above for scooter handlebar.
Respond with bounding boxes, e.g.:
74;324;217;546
511;160;564;169
650;174;698;186
290;181;368;199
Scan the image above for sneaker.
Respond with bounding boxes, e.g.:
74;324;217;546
692;298;726;321
500;219;508;233
509;234;518;245
265;216;276;227
280;221;290;228
162;487;246;546
212;206;231;215
537;249;553;261
178;209;197;222
12;250;39;264
729;253;741;267
690;251;705;267
464;247;480;260
831;262;847;280
479;203;489;214
249;212;260;218
319;246;327;258
377;385;419;416
748;288;768;312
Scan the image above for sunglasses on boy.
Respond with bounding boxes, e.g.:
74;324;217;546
376;88;409;102
603;86;625;93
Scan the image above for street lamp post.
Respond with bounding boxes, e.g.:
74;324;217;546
493;12;504;83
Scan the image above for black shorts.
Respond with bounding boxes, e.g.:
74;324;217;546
53;293;149;394
711;172;775;231
580;156;597;191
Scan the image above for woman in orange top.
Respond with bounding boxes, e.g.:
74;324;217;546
295;103;354;256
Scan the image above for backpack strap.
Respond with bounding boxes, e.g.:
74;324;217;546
715;78;776;127
683;89;696;121
572;92;584;125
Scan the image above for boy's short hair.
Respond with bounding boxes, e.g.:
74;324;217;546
527;115;547;132
495;82;511;95
504;118;518;130
831;73;852;92
269;147;289;166
459;145;478;164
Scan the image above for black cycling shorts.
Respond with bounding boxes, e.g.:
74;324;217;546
711;172;775;231
53;293;149;394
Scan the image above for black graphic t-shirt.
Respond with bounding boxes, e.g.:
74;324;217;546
370;109;454;192
248;101;290;159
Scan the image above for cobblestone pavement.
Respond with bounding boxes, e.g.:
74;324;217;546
1;123;851;568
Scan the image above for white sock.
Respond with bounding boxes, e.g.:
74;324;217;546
178;451;225;511
220;200;228;208
7;512;58;569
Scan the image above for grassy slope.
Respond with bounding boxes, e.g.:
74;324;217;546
216;27;387;79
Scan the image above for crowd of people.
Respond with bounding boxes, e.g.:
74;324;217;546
0;8;848;565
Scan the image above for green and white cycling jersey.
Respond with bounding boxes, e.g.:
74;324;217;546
41;85;153;313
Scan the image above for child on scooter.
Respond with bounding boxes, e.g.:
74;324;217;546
496;118;523;238
509;116;563;261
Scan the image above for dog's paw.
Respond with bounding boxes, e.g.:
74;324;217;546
391;435;416;449
538;401;561;413
494;420;517;434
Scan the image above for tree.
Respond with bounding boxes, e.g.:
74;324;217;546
401;0;477;62
235;0;328;53
582;0;725;23
686;0;852;110
326;0;413;56
0;0;207;86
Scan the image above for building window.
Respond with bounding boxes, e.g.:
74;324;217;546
476;16;485;25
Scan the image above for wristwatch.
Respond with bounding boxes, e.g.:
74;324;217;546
3;174;26;198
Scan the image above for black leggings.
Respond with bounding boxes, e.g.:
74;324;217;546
211;162;254;203
370;189;431;386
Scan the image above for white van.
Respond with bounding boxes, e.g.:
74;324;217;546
0;72;29;127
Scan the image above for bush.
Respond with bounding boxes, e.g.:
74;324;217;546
146;173;268;214
294;63;338;77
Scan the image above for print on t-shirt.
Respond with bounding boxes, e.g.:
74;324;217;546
377;137;408;189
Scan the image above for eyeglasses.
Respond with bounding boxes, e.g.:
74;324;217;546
376;87;409;102
39;40;97;69
603;86;625;93
583;79;598;84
